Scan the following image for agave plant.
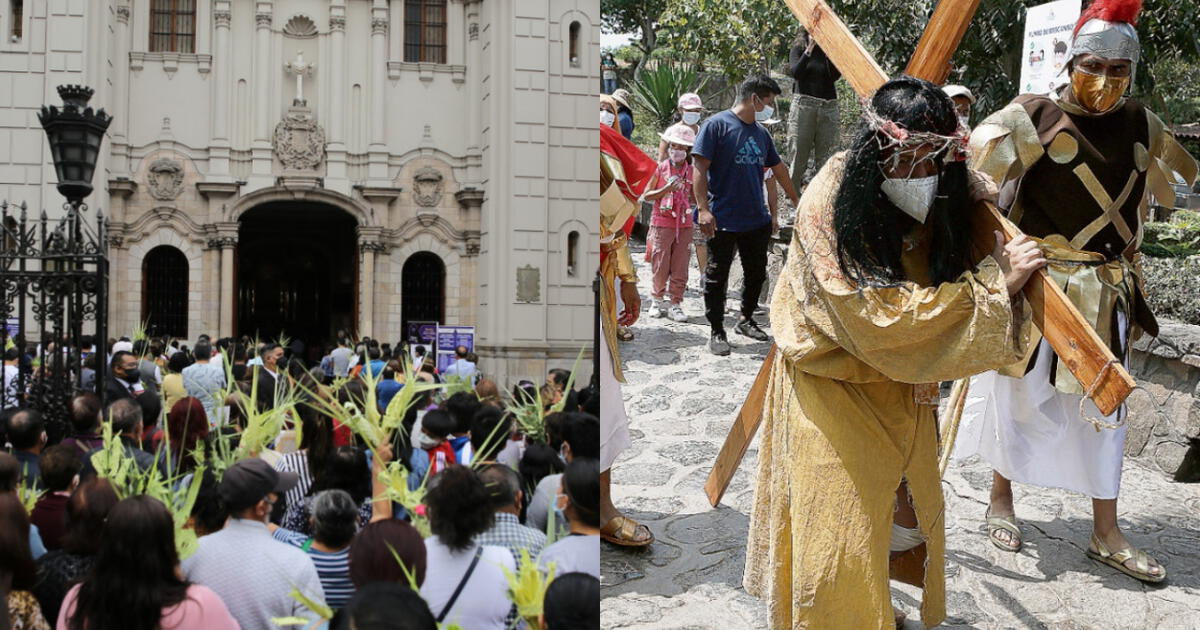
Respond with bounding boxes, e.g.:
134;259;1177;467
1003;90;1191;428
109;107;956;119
630;61;710;130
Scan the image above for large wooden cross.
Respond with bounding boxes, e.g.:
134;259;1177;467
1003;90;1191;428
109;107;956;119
705;0;1138;507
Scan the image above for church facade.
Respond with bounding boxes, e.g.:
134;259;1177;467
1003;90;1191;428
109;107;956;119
0;0;599;385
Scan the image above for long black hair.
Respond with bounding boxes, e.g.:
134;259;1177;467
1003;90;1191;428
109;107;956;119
70;495;191;630
834;75;973;287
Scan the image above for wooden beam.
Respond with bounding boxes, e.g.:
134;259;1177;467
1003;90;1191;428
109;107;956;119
705;345;775;506
781;0;887;95
905;0;983;84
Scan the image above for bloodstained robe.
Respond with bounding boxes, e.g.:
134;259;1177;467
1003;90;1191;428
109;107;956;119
743;152;1032;629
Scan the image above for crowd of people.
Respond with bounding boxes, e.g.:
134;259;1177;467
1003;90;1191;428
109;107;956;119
0;330;601;630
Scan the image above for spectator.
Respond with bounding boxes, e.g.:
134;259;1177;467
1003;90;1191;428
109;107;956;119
611;88;635;140
538;458;600;578
183;341;227;424
444;392;480;465
183;458;324;630
229;343;249;383
336;582;436;630
164;398;210;476
518;443;565;524
643;123;698;323
280;446;372;535
476;463;547;563
421;466;515;629
408;411;456;490
348;519;428;588
275;402;335;516
162;351;192;410
0;492;51;629
79;354;96;393
786;29;841;192
105;351;162;433
132;339;164;389
469;406;513;466
441;346;477;384
329;338;355;380
253;343;287;411
187;469;228;537
2;347;20;408
59;394;103;458
376;362;403;415
692;74;801;355
6;409;47;483
601;52;618;95
31;478;119;624
475;378;502;408
271;489;358;609
30;446;81;550
542;572;600;630
58;495;239;630
80;399;160;479
528;413;599;535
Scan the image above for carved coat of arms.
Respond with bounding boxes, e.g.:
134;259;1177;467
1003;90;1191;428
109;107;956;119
272;112;326;170
412;167;444;207
147;158;185;200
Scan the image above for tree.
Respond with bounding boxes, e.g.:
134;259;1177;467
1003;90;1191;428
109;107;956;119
601;0;671;79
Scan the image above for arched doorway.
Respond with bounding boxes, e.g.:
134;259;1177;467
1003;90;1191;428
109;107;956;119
401;252;445;334
236;202;358;345
142;245;189;338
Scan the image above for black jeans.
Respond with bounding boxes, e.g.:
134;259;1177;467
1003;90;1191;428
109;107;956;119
704;224;771;334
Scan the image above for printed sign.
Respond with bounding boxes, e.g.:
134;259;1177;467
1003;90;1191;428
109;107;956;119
406;321;439;366
436;325;475;374
1019;0;1082;96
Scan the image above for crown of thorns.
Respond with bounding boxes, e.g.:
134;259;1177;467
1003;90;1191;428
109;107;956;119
859;100;964;158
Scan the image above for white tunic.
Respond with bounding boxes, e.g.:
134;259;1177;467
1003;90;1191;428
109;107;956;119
953;334;1127;500
600;313;632;472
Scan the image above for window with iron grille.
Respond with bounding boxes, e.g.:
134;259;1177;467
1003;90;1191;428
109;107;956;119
142;245;189;339
150;0;195;53
404;0;446;64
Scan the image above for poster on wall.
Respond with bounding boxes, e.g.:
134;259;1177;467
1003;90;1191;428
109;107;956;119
406;321;439;365
1019;0;1081;96
436;325;476;374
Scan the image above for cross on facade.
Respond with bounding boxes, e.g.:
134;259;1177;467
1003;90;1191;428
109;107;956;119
705;0;1138;506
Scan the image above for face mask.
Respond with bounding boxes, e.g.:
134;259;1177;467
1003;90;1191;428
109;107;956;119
417;432;443;451
754;97;774;122
600;110;616;127
681;111;701;125
1070;67;1130;114
121;369;140;384
957;115;970;130
669;149;687;164
881;175;940;223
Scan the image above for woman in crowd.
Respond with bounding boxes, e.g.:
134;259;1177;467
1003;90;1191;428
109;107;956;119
542;572;600;630
32;479;120;624
280;446;372;535
539;458;600;578
58;495;239;630
336;583;436;630
161;351;192;412
274;399;335;516
164;397;210;476
421;466;515;629
0;493;51;630
348;519;428;588
271;489;359;609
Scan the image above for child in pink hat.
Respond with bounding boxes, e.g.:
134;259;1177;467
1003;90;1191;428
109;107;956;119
642;123;697;322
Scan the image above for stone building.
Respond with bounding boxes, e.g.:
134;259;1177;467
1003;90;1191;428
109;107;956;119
0;0;599;385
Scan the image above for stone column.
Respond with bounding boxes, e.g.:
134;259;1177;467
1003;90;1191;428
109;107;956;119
111;4;132;174
106;179;137;332
357;225;387;339
206;236;238;337
210;1;234;178
254;3;273;141
326;3;348;190
463;0;483;182
368;1;389;182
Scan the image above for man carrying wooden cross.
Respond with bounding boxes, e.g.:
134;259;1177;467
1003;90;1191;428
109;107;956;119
952;0;1198;582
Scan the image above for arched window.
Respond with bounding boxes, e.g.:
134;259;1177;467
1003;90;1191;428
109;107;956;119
401;252;445;333
142;245;189;339
404;0;447;64
150;0;195;53
567;231;580;277
568;21;581;67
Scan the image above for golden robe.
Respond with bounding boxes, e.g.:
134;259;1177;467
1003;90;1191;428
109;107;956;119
744;153;1032;629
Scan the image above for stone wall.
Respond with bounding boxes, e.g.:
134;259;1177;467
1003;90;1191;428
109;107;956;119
1126;319;1200;479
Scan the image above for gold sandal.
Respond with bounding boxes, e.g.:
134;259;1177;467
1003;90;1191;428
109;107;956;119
985;509;1022;552
1086;534;1166;583
617;326;634;342
600;515;654;547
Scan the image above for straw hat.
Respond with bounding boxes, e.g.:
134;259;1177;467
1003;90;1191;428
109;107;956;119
660;123;696;147
611;88;633;110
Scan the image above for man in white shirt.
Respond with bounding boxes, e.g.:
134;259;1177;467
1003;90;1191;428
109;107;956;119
329;337;354;378
441;345;477;383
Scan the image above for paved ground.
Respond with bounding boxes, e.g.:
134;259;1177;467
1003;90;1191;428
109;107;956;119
601;242;1200;630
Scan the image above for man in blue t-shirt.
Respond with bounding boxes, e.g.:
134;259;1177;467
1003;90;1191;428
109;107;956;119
692;74;800;355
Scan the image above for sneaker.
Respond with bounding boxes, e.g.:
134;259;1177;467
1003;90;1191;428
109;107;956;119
668;303;688;322
735;318;770;341
709;331;731;356
647;299;664;318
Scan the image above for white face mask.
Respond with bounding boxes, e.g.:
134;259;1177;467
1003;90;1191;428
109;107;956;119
957;115;970;130
881;175;939;223
600;110;616;127
753;95;774;122
669;148;688;164
681;111;701;125
417;432;443;451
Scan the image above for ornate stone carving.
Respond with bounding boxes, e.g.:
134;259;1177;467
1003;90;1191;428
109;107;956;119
516;265;541;303
329;15;345;31
469;23;478;41
272;110;326;171
213;10;231;28
255;12;272;28
147;158;185;201
284;50;314;106
412;167;444;207
283;14;317;38
206;237;237;250
371;17;389;35
116;5;131;23
106;234;125;249
359;241;388;254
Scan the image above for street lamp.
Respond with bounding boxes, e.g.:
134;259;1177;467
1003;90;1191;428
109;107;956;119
38;85;112;206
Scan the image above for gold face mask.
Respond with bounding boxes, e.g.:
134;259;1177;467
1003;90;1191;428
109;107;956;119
1070;67;1130;114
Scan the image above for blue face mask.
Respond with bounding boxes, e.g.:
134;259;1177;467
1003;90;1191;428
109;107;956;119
754;95;774;122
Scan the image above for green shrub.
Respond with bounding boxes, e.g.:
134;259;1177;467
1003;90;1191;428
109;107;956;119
630;62;709;131
1141;256;1200;326
1140;210;1200;258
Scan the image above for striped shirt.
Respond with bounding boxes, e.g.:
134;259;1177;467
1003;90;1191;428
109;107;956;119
272;527;355;609
275;451;314;514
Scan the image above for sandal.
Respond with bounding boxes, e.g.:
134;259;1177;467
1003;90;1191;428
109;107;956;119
985;509;1022;552
600;515;654;547
1086;534;1166;583
617;326;635;342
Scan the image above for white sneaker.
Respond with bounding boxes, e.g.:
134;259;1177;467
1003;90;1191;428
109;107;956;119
668;303;688;322
647;299;664;318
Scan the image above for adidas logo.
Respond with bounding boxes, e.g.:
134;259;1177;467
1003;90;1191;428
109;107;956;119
735;137;764;165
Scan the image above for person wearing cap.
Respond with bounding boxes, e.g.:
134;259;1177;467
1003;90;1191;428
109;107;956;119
642;123;697;323
611;88;635;141
941;84;975;129
657;93;705;162
953;0;1198;584
182;458;326;630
